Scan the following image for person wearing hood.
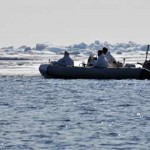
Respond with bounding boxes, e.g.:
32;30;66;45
93;50;108;68
57;51;74;66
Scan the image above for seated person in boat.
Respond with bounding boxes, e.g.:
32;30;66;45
87;54;97;66
93;50;108;68
102;47;123;67
56;51;74;66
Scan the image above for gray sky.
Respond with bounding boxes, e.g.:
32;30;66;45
0;0;150;47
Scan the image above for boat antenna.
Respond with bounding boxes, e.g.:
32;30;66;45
145;45;150;62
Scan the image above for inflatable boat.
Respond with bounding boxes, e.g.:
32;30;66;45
39;45;150;80
39;63;150;80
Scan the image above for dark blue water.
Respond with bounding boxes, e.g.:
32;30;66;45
0;76;150;150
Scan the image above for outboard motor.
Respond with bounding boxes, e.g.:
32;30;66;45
140;45;150;79
143;60;150;70
143;45;150;70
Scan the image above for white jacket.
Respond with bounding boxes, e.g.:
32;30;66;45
57;55;74;66
105;51;116;64
94;54;108;68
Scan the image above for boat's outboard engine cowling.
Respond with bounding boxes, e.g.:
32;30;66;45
143;60;150;70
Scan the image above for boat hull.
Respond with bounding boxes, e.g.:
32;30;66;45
39;64;150;79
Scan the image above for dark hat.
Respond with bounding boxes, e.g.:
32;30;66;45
102;47;108;54
98;50;103;53
98;50;103;56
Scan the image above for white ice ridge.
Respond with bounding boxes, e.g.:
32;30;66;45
0;41;149;76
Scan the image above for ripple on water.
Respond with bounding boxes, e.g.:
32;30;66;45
0;77;150;149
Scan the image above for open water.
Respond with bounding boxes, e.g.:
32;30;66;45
0;76;150;150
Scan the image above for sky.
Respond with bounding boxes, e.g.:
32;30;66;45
0;0;150;47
